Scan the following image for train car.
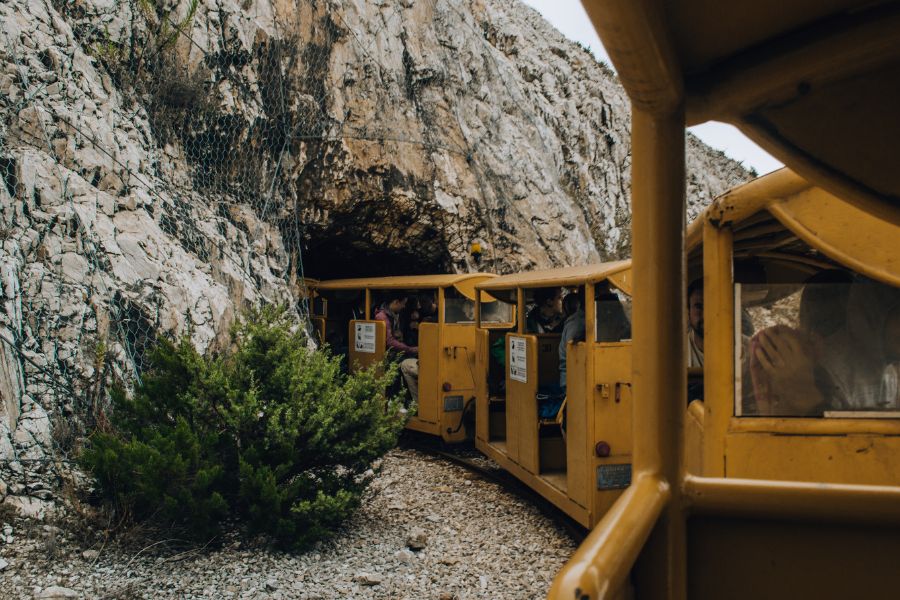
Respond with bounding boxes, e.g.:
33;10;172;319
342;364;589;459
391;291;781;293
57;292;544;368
551;2;900;599
313;274;495;443
472;263;633;528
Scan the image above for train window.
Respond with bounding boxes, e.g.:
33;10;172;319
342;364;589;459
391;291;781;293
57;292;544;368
480;296;515;325
595;284;632;343
444;287;476;323
736;277;900;417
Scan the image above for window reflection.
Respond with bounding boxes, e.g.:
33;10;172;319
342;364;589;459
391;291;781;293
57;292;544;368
738;274;900;417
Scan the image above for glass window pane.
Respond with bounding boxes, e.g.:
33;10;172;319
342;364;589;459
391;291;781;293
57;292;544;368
737;278;900;417
444;287;476;323
595;285;632;343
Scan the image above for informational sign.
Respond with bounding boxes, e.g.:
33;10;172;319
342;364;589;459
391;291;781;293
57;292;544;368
508;335;527;383
597;463;632;490
354;322;376;354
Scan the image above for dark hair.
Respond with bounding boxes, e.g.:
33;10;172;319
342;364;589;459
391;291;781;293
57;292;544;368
687;278;703;300
533;287;560;306
563;292;582;316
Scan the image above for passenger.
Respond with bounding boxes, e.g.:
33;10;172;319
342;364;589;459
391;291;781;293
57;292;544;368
374;293;419;407
401;294;421;346
526;287;564;333
559;292;585;389
747;272;845;415
418;293;437;323
687;279;704;368
596;283;631;342
826;279;900;410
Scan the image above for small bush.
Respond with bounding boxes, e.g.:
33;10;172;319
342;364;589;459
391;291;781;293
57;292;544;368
80;306;403;549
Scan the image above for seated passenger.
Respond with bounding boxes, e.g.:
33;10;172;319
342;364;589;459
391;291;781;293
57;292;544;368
401;295;421;346
827;278;900;410
374;294;419;407
559;292;586;389
687;279;704;368
746;270;890;415
526;287;564;333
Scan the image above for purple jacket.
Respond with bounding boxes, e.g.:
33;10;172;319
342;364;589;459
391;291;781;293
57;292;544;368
374;307;418;357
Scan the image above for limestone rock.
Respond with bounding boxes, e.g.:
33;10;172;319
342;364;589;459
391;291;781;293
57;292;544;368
0;0;750;511
406;527;428;550
35;586;79;599
355;572;384;586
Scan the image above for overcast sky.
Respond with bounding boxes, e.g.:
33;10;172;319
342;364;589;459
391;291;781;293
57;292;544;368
520;0;783;175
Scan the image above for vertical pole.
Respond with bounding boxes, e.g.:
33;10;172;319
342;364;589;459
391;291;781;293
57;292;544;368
365;289;371;320
585;282;596;344
475;289;482;328
630;106;687;599
702;221;733;476
517;288;525;334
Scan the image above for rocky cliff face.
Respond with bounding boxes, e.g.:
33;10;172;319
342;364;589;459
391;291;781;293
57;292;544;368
0;0;749;512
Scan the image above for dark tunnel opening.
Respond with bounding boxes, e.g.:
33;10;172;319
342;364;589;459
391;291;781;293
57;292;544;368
299;231;452;280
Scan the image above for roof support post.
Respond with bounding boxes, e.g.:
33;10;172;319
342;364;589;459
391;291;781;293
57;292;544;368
630;105;687;600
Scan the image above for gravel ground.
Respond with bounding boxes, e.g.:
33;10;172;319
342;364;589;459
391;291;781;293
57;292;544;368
0;449;578;599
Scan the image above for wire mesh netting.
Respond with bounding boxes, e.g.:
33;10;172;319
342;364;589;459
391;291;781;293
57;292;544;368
0;0;550;470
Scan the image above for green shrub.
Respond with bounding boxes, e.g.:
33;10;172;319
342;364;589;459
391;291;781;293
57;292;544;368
80;306;404;549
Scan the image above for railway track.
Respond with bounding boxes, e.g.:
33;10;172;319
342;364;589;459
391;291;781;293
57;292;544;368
399;432;588;544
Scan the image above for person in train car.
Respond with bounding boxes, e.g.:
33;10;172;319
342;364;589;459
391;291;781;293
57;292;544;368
748;273;900;415
374;293;419;407
526;287;564;334
401;295;422;347
825;279;900;410
418;293;437;323
687;279;704;369
558;292;586;389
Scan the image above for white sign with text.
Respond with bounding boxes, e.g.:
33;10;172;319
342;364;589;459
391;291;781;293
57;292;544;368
354;322;377;353
509;335;527;383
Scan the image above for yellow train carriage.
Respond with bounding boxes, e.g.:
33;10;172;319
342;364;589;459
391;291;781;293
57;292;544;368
473;263;633;527
551;1;900;598
314;274;495;443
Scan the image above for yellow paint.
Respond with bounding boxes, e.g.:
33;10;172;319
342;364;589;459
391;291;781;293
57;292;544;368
347;320;384;374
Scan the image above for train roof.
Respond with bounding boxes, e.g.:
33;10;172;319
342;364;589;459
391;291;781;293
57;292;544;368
475;261;632;296
687;168;900;287
582;0;900;209
313;273;495;291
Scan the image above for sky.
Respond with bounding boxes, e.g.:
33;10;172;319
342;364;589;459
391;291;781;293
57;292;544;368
520;0;784;175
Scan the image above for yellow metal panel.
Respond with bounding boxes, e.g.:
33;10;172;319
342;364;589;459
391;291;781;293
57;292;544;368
439;324;479;443
770;186;900;286
687;516;900;600
347;320;384;374
701;220;732;477
416;323;440;424
591;342;633;524
476;261;631;292
605;269;632;297
316;273;496;291
474;328;490;444
565;342;591;511
683;400;705;477
506;333;539;473
725;433;900;486
451;276;496;301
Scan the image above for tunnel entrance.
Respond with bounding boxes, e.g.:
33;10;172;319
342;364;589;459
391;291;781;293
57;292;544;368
300;230;452;280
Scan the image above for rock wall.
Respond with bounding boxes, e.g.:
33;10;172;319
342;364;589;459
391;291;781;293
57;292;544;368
0;0;750;512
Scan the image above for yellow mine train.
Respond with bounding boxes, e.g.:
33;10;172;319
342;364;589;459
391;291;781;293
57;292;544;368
549;1;900;599
312;1;900;597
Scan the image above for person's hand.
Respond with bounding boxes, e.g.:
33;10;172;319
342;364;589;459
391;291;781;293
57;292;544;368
753;326;822;414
